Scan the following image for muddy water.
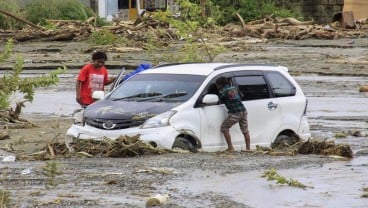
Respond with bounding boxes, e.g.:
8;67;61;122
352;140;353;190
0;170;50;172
162;156;368;208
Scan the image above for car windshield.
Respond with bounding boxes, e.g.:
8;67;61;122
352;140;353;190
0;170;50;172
107;73;206;103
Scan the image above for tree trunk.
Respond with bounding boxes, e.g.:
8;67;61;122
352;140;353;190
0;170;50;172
200;0;206;18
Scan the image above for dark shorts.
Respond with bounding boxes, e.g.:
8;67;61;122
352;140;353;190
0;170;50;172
221;111;249;133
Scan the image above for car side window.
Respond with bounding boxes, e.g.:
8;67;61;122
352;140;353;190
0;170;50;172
266;71;296;97
234;75;270;101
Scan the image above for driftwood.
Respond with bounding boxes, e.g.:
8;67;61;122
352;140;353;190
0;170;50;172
0;101;27;123
227;13;368;40
235;12;246;28
274;17;315;25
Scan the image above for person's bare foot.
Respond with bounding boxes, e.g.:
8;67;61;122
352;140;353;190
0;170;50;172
225;148;235;152
241;149;252;153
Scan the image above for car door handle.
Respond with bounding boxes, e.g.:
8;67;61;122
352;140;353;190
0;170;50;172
268;101;278;110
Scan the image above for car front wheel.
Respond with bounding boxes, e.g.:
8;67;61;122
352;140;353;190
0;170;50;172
172;136;197;153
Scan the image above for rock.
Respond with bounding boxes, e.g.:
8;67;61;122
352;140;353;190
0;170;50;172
0;132;10;140
145;194;170;207
355;148;368;156
359;85;368;92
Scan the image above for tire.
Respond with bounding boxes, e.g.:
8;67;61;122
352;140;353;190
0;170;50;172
172;137;197;153
271;134;298;149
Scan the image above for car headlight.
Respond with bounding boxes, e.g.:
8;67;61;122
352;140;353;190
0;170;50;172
72;108;85;126
141;110;176;129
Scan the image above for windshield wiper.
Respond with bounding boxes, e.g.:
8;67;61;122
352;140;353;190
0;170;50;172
111;92;162;101
138;92;187;102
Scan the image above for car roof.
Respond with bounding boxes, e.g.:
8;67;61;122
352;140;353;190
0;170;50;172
140;63;287;76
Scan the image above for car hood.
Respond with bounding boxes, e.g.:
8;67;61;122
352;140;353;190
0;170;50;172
84;100;179;120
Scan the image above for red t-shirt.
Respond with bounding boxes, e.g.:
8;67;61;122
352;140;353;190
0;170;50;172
77;63;109;105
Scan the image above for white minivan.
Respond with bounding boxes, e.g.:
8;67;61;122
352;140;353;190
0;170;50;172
66;63;311;152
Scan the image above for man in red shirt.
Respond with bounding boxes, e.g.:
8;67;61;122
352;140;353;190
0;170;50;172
76;51;115;107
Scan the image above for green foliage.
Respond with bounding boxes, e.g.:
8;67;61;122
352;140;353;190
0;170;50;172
0;0;25;29
0;39;66;111
149;3;227;63
262;168;311;189
25;0;97;25
42;161;63;187
88;29;121;46
179;0;203;23
56;0;94;20
196;0;302;25
0;39;13;63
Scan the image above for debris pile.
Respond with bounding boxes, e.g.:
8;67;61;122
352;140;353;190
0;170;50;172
69;134;170;157
257;139;353;158
297;140;353;158
18;135;178;161
1;14;368;44
226;14;368;40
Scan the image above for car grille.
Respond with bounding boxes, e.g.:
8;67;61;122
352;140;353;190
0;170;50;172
84;117;144;130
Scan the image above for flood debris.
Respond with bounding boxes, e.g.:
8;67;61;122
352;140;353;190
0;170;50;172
14;134;354;161
257;139;353;158
359;85;368;92
1;12;368;44
145;194;170;208
227;14;368;40
135;167;176;175
19;134;180;160
69;135;173;157
297;140;353;158
261;168;312;189
362;187;368;198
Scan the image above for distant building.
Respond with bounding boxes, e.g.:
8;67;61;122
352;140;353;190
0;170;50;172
90;0;179;21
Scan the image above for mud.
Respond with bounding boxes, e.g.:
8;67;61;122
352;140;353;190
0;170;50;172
1;38;368;207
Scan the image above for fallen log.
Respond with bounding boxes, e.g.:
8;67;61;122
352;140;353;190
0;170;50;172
0;9;44;30
235;12;246;28
274;17;315;26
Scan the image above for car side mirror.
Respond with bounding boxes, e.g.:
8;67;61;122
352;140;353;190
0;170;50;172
92;91;105;100
202;94;219;105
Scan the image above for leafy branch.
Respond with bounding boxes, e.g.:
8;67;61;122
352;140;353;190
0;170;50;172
261;168;312;189
42;161;63;188
0;38;67;120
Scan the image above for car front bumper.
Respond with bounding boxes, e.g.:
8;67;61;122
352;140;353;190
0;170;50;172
66;124;179;150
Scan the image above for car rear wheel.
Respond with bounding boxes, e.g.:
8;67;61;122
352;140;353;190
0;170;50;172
271;134;299;149
172;136;197;153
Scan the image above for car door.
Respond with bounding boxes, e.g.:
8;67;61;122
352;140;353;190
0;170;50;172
264;71;305;133
196;73;232;151
232;70;282;146
109;67;126;91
